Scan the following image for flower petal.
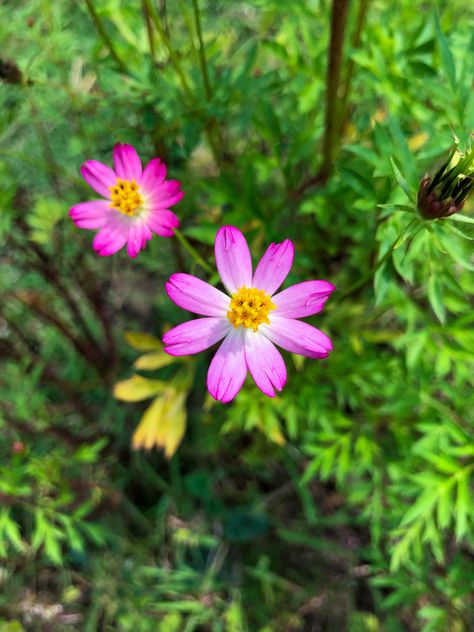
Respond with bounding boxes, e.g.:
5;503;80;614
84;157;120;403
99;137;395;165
273;280;336;318
245;331;286;397
146;209;180;237
207;327;247;403
252;239;294;295
127;220;152;258
215;226;253;294
260;316;332;358
113;143;142;181
166;273;230;317
92;216;129;256
141;158;167;191
163;317;231;356
145;180;184;208
81;160;117;197
69;200;114;229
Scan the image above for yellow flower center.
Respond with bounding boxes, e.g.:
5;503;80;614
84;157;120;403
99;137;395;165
227;286;275;332
109;178;144;216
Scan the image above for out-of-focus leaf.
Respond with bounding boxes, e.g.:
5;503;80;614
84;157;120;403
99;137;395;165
113;375;167;402
134;351;176;371
124;331;163;352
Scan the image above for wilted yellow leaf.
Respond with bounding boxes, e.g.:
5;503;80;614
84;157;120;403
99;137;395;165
124;331;163;352
133;351;176;371
113;375;166;402
132;388;187;458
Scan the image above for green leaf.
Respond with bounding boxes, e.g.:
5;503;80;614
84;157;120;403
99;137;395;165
434;13;457;90
428;275;446;324
390;157;415;202
450;213;474;224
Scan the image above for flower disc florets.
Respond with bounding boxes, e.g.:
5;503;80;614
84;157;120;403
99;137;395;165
227;286;275;332
109;178;144;216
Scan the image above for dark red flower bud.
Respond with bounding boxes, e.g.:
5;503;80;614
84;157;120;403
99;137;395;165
417;146;473;220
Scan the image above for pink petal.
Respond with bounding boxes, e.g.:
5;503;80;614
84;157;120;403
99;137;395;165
145;180;184;208
127;220;151;258
69;200;113;229
244;331;286;397
146;209;180;237
141;158;167;191
273;280;336;318
163;317;230;356
260;316;332;358
113;143;142;181
92;216;129;256
215;226;252;294
166;273;230;317
207;327;247;403
252;239;294;296
81;161;117;197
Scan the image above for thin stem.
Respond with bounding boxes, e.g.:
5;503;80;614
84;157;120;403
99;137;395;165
84;0;127;73
141;0;157;64
335;219;418;303
319;0;350;183
173;229;213;274
143;0;193;98
12;290;101;369
192;0;212;100
0;147;82;185
339;0;371;135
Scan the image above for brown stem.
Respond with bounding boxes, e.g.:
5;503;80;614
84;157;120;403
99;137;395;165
13;228;101;355
1;403;84;450
319;0;350;183
12;290;101;370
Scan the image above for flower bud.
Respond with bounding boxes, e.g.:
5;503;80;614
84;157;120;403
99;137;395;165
417;146;473;219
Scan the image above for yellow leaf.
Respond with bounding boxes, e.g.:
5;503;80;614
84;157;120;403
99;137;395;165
134;351;176;371
132;388;187;458
124;331;163;352
408;132;428;152
113;375;166;402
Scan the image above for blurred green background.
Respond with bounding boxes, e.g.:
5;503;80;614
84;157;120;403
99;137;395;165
0;0;473;630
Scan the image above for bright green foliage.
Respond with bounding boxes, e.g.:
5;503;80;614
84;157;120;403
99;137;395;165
0;0;473;630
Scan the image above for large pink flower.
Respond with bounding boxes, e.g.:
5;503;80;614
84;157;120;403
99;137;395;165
69;143;184;257
163;226;334;403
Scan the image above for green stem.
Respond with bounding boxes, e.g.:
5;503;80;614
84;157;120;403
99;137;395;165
335;219;418;303
339;0;371;135
84;0;127;73
143;0;193;98
173;229;213;274
0;147;83;185
141;0;157;64
192;0;212;100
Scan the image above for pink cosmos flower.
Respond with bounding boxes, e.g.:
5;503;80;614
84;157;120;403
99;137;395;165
69;143;184;257
163;226;335;403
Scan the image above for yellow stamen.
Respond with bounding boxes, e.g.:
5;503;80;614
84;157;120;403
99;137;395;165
108;177;144;216
227;286;275;332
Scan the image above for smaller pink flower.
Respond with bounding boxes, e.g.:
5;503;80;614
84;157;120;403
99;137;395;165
69;143;184;257
163;226;335;403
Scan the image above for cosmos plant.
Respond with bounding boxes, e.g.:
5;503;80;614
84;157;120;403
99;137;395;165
69;143;183;257
163;226;335;403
